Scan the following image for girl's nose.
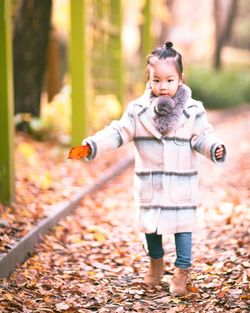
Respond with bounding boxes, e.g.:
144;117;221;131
160;82;168;91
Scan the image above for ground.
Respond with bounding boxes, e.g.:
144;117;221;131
0;106;249;312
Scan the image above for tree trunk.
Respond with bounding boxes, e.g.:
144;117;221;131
13;0;52;117
45;26;62;102
213;0;237;70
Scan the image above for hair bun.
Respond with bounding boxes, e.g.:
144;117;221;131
164;41;173;49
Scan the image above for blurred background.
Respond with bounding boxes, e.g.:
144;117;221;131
11;0;250;142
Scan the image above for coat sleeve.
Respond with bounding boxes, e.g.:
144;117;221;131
82;102;136;160
191;103;226;164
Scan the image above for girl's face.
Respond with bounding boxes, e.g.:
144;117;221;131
149;59;182;98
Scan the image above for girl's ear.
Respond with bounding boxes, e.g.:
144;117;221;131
179;73;185;84
146;64;151;81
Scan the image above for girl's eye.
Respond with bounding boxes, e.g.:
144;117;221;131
168;79;173;83
153;79;159;83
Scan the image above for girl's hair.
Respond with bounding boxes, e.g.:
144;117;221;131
146;41;183;78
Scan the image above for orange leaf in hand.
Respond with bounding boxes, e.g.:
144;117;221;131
68;144;90;160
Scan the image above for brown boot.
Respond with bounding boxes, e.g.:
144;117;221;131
144;257;164;287
169;267;189;296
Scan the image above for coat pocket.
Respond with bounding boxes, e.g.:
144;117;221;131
134;172;153;203
174;139;192;170
170;173;197;203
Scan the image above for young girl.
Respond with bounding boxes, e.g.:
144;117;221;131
73;41;226;296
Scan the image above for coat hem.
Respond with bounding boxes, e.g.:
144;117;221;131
140;205;197;211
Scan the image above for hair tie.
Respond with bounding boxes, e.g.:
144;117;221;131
164;41;173;49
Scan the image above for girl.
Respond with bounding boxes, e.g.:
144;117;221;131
74;41;226;296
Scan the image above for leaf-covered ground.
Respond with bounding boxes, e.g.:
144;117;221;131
0;106;250;312
0;135;131;253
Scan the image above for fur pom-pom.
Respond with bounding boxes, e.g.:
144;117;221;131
152;95;175;115
151;85;190;134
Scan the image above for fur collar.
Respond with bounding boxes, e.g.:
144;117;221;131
148;84;191;134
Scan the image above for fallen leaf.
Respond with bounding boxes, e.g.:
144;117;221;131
5;293;13;301
55;302;70;311
187;284;199;293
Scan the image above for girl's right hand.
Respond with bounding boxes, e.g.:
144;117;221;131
215;144;225;160
68;143;91;160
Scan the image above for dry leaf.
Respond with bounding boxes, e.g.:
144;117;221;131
68;144;90;160
55;302;70;311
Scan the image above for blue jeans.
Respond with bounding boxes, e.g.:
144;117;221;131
145;232;192;269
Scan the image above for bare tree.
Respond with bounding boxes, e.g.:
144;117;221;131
213;0;238;69
156;0;173;46
13;0;52;118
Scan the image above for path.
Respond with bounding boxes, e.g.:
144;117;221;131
0;107;249;312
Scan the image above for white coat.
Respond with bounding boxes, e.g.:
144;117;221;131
83;85;226;234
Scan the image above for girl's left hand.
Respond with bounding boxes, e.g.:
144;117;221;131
215;144;225;160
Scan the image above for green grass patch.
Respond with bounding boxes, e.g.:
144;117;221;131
186;66;250;109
